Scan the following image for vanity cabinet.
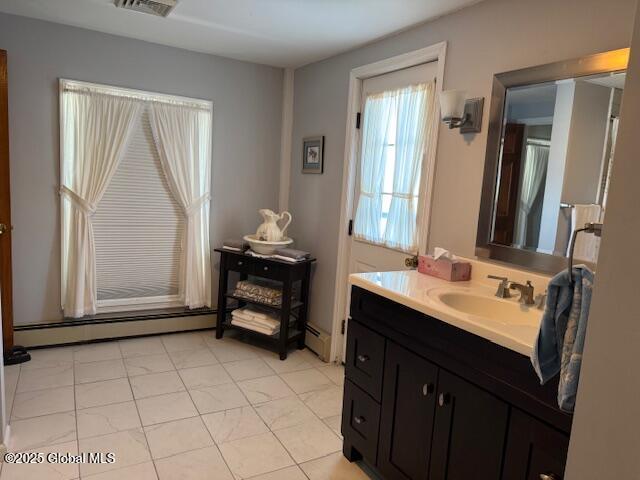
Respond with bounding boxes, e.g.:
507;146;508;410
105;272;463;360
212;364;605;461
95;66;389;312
342;286;571;480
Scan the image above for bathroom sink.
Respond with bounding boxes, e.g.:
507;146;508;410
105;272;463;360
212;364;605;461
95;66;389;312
430;290;541;326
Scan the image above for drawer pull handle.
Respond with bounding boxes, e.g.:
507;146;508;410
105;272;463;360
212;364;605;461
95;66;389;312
422;383;435;396
539;475;560;480
354;416;366;425
438;393;451;407
263;266;269;271
238;261;243;266
357;354;369;363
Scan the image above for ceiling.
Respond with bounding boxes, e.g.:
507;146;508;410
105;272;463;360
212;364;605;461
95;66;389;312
0;0;482;67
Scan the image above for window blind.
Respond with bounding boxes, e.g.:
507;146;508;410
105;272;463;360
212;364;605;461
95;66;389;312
93;108;185;306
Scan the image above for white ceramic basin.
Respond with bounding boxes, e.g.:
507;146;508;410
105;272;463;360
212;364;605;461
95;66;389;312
431;289;541;326
243;234;293;255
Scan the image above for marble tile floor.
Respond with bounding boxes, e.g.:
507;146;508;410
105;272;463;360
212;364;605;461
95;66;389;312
0;330;374;480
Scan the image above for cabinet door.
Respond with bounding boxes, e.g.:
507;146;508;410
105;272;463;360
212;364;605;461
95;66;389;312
502;409;569;480
378;341;439;480
429;370;509;480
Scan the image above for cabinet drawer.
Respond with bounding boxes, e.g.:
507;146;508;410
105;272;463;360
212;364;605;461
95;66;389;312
345;320;386;402
342;380;381;464
227;255;254;274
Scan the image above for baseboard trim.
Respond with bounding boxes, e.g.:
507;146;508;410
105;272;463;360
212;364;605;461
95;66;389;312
15;308;217;331
15;313;217;348
1;425;10;457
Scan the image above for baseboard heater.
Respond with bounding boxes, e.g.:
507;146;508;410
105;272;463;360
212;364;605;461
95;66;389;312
305;322;331;361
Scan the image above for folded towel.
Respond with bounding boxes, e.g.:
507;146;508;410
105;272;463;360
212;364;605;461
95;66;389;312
239;307;270;321
233;289;282;307
231;317;278;336
566;205;602;263
236;280;282;300
274;248;310;260
531;265;594;412
231;313;280;331
231;308;280;329
223;239;249;251
271;255;302;263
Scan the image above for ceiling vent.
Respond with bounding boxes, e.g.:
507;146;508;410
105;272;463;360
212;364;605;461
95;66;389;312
115;0;177;18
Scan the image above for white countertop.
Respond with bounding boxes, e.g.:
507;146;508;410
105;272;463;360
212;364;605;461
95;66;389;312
349;270;543;357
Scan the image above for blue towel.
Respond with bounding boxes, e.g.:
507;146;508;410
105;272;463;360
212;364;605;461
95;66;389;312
531;265;594;412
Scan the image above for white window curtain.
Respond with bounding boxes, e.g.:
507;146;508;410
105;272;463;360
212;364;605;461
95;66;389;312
60;92;142;317
384;83;435;250
352;92;394;244
149;104;212;309
514;143;549;247
353;81;435;252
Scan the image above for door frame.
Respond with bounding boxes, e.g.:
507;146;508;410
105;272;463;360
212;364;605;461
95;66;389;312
0;50;14;353
329;42;447;362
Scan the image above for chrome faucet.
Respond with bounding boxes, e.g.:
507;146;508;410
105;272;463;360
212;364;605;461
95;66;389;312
487;275;511;298
509;281;535;305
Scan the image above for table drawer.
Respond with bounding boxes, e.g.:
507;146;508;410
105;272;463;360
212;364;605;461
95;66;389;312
227;255;254;274
342;379;381;464
254;262;287;281
345;320;385;402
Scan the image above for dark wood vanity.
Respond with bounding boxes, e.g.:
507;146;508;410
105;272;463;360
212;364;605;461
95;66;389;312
341;286;571;480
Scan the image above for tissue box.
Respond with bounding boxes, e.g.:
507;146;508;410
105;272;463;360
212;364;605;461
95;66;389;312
418;255;471;282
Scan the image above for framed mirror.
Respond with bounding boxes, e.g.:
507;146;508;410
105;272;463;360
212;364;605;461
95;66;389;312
476;48;629;273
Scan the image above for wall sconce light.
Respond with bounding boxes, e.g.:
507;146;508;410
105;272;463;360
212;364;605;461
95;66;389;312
439;89;484;133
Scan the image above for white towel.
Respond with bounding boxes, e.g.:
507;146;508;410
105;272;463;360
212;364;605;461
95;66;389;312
241;307;270;321
231;308;280;329
231;318;278;336
567;204;602;263
232;312;279;330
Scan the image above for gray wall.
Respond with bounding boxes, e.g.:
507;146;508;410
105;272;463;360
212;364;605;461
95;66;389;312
0;13;284;326
289;0;636;333
565;2;640;477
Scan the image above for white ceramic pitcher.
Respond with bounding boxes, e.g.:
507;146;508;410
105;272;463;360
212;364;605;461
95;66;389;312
256;209;292;242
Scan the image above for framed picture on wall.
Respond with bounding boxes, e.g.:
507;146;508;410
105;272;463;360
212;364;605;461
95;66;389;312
302;136;324;174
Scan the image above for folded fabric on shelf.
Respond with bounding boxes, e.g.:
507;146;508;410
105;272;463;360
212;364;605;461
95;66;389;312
231;307;280;329
271;255;299;263
233;288;282;306
231;317;279;336
236;279;282;300
274;248;311;261
222;239;249;251
238;306;270;321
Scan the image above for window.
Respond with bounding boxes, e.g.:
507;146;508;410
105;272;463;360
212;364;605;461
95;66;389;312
60;80;212;317
92;109;186;310
353;81;435;252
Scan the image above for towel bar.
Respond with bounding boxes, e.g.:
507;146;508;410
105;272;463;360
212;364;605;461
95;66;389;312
567;222;602;283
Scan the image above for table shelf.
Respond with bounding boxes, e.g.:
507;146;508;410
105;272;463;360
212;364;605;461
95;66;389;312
225;293;304;312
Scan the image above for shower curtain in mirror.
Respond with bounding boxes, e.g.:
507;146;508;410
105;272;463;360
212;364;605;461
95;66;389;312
514;143;549;248
353;80;435;252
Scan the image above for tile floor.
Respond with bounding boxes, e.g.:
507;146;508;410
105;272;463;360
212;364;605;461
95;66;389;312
1;330;374;480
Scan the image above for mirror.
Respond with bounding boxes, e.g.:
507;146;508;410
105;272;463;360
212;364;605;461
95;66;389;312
477;48;629;273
